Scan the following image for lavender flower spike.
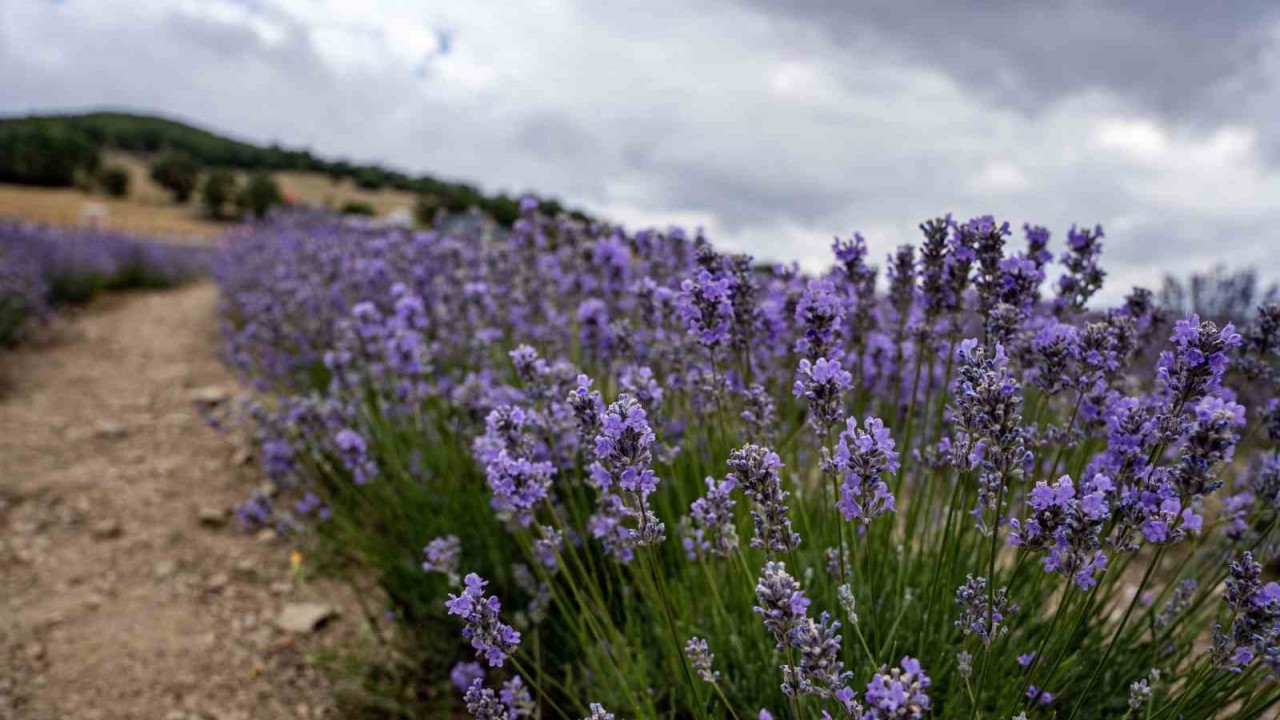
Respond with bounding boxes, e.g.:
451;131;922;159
422;534;462;585
729;445;800;554
754;561;811;647
823;416;899;525
445;573;522;667
794;357;853;430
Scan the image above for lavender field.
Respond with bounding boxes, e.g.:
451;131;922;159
0;221;210;346
207;204;1280;719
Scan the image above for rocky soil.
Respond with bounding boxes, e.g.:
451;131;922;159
0;283;359;720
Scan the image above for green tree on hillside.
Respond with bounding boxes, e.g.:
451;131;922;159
340;200;376;216
201;169;238;219
236;172;283;218
149;151;200;203
96;164;131;197
0;125;100;187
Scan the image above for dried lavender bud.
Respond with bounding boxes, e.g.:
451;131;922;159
685;637;720;684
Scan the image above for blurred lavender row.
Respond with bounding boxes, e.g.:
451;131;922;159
0;220;212;345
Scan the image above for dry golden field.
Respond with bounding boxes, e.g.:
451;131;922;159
0;153;419;242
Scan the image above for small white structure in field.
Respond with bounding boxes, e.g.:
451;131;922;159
387;207;414;228
79;202;109;229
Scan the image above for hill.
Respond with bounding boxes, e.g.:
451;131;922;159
0;111;578;224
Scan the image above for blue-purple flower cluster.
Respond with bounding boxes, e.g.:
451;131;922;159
1;220;209;345
213;205;1280;720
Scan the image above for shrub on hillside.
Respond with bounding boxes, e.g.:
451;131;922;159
340;200;376;217
150;151;200;203
236;172;283;219
96;163;131;198
202;169;238;220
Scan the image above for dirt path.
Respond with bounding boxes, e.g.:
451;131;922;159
0;283;354;720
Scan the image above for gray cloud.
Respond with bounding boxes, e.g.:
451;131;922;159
737;0;1277;120
1;0;1278;304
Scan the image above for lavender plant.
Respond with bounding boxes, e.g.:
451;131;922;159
217;204;1280;719
1;220;209;346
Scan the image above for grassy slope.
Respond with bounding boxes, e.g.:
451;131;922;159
0;111;579;222
0;152;423;241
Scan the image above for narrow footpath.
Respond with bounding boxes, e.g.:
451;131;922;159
1;283;355;720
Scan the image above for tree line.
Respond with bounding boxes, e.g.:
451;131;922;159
0;111;581;224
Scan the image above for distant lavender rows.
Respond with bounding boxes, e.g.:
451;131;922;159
0;220;212;345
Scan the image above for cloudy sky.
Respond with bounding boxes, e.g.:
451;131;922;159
3;0;1279;300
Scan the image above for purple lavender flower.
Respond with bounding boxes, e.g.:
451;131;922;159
1009;474;1110;589
794;357;853;430
684;476;739;560
463;679;511;720
475;406;554;526
500;676;534;718
584;704;615;720
1213;552;1280;672
1155;579;1198;630
823;416;899;525
1157;314;1242;407
740;384;779;444
831;234;876;347
484;454;555;527
917;217;953;317
754;561;811;646
677;268;734;348
728;445;800;554
1025;686;1054;706
334;428;378;484
1169;395;1246;497
445;573;522;667
863;656;931;719
533;525;563;570
784;612;857;705
451;661;485;691
949;340;1030;532
968;215;1012;318
1028;322;1078;396
567;374;604;438
795;278;846;361
954;575;1017;645
423;535;462;585
590;396;658;495
1055;224;1105;315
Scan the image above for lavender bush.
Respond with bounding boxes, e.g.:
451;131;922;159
218;206;1280;719
0;220;210;345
